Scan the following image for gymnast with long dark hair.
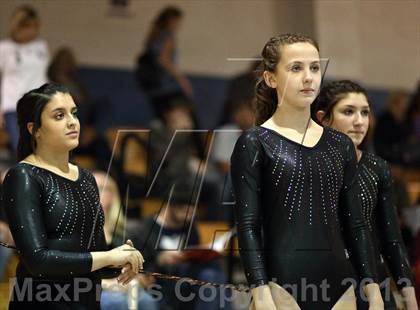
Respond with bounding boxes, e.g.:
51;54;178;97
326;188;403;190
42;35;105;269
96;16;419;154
312;80;418;310
2;83;144;309
231;34;384;310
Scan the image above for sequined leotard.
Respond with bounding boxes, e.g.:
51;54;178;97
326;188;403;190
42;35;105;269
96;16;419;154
231;126;378;310
355;152;414;309
2;163;118;309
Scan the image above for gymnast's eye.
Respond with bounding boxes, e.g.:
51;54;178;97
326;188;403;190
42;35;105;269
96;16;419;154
311;64;320;72
361;109;370;117
55;113;64;120
343;109;353;116
291;65;302;72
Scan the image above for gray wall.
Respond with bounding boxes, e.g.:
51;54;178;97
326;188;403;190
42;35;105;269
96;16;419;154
0;0;418;89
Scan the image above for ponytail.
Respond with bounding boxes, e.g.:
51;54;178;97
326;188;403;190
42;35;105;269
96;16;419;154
254;78;277;125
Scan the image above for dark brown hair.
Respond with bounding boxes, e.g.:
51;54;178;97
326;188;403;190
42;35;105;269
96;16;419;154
311;80;370;124
311;80;371;150
254;33;319;125
145;6;182;46
16;83;70;162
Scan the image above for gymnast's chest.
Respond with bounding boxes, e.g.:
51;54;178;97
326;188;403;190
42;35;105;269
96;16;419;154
37;178;102;235
262;145;345;187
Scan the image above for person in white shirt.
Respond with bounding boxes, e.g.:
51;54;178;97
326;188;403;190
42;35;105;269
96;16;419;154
0;5;49;157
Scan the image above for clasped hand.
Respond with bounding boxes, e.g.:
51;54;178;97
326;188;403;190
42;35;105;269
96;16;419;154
110;239;144;285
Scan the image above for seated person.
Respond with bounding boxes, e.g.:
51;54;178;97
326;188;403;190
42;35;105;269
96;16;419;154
130;181;231;310
148;101;220;220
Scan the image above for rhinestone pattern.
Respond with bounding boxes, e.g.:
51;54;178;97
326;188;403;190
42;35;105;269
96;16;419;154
354;152;414;287
2;163;107;279
231;126;378;296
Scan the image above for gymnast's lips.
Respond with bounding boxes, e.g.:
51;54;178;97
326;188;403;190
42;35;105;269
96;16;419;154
300;88;315;94
66;131;79;137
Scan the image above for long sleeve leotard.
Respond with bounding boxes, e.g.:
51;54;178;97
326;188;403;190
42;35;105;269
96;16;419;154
354;152;414;308
231;126;378;310
2;163;119;309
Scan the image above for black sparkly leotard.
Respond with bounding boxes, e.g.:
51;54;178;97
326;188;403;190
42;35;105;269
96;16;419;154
355;152;414;309
2;163;119;310
231;126;378;310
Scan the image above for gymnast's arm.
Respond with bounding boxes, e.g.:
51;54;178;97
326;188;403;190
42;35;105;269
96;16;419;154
377;161;417;309
90;228;121;279
338;137;382;305
231;132;267;286
231;132;276;309
3;166;124;277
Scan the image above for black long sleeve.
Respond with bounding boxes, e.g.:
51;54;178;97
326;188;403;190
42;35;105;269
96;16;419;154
230;126;379;308
2;163;119;280
231;131;267;286
375;158;414;288
3;166;92;277
355;152;415;289
338;137;378;282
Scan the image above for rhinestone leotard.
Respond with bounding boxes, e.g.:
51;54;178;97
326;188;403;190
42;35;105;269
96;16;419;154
2;163;118;309
354;152;414;309
231;126;378;310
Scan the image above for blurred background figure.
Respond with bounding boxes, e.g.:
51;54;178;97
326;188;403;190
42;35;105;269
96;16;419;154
136;6;193;119
0;167;14;282
148;100;198;197
405;82;420;167
407;83;420;140
93;171;159;310
211;101;255;221
0;5;49;158
48;47;89;120
130;181;231;310
213;101;255;176
211;62;257;221
374;89;420;167
218;61;259;126
48;47;112;170
148;100;221;220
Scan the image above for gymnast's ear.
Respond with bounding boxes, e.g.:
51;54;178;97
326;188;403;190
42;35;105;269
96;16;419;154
27;122;34;135
316;110;330;126
263;70;277;89
27;122;40;138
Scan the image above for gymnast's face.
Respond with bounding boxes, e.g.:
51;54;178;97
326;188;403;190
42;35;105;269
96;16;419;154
265;42;321;109
34;92;80;152
326;92;370;148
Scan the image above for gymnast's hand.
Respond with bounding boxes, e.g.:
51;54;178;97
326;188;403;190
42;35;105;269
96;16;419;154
364;283;384;310
401;286;418;310
117;263;138;286
251;285;277;310
108;239;144;274
114;240;144;285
